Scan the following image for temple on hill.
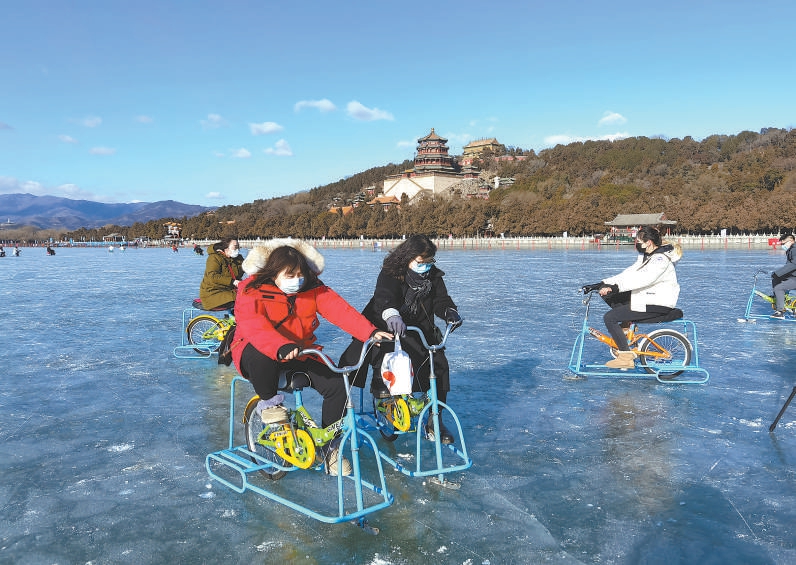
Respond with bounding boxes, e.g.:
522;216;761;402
379;129;467;202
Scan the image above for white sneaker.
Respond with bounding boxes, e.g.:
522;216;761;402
326;447;352;476
260;405;288;425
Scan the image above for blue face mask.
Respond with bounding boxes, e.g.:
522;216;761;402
277;277;304;294
410;262;432;274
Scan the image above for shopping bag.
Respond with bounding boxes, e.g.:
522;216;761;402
380;339;413;395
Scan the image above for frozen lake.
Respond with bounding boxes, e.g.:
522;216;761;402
1;244;795;564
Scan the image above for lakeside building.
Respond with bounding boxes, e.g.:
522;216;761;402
604;213;677;242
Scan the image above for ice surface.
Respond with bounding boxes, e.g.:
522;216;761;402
1;245;795;564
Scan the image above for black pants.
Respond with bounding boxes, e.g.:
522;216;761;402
601;291;673;351
340;335;450;403
238;344;347;428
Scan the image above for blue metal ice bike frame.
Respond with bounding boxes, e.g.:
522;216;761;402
205;339;394;533
568;290;709;384
743;269;796;322
356;323;473;489
173;301;234;358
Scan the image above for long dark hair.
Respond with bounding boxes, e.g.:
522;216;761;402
248;246;319;291
382;235;437;278
212;237;238;253
636;226;662;247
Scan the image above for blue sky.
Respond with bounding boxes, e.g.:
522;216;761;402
1;0;794;207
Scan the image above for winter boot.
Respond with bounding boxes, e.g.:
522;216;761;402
370;376;391;399
605;351;636;369
424;413;454;445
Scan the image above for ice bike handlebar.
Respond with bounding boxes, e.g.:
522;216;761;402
297;338;376;374
404;321;459;351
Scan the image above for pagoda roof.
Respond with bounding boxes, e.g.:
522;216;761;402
368;195;401;205
418;128;447;143
463;138;500;149
604;213;676;226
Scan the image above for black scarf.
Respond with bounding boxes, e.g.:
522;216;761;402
400;269;432;317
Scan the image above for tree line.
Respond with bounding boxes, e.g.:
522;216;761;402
61;127;796;243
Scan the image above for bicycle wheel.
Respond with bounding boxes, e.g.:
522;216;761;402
373;397;411;441
638;329;692;379
186;315;222;354
243;399;288;480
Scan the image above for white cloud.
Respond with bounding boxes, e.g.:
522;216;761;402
396;140;414;148
59;134;78;143
544;132;630;146
206;191;224;199
346;101;394;122
79;116;102;128
135;115;154;124
264;139;293;157
598;111;627;126
89;146;116;155
249;122;283;135
201;113;229;129
231;148;252;158
294;99;336;113
0;176;110;201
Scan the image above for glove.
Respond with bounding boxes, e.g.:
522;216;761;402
581;282;604;294
385;315;406;336
277;343;301;360
444;308;462;332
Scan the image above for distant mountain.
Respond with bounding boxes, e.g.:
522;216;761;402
0;193;214;230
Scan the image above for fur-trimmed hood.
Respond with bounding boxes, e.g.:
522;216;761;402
658;241;682;264
242;238;325;276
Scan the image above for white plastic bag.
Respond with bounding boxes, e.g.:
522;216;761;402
380;339;414;395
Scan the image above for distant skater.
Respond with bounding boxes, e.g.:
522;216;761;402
46;246;55;255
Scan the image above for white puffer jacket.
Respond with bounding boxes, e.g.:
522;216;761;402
603;244;682;311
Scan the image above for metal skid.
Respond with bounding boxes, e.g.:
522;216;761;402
355;325;472;489
206;373;393;530
569;294;709;384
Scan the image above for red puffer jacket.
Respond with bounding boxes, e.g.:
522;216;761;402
230;277;376;369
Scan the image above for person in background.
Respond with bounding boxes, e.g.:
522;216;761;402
198;237;244;311
771;233;796;319
583;226;682;369
230;239;392;475
340;234;462;444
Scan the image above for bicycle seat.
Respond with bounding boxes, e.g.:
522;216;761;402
277;370;311;392
638;308;684;323
192;298;232;312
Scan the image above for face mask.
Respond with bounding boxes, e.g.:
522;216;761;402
227;249;240;258
635;242;647;254
277;277;304;294
410;262;432;274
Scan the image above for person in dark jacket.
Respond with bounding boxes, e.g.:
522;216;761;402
198;237;244;311
771;233;796;319
340;235;462;444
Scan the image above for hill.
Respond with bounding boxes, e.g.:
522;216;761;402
56;126;796;241
0;194;213;230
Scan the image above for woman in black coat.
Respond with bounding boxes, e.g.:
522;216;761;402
341;235;462;443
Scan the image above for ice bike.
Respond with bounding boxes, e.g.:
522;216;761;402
568;289;709;384
742;269;796;322
357;323;473;489
205;339;393;533
173;299;235;358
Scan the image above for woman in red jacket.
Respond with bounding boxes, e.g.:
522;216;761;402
230;240;391;474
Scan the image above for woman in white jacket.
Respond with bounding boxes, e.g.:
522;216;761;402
593;226;682;369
